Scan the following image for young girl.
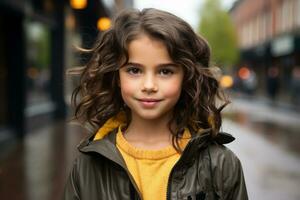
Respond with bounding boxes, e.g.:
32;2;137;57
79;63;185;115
64;8;248;200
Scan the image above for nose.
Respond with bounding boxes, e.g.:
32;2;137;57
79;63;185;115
142;73;158;93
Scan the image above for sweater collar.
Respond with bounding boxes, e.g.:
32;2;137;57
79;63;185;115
116;126;191;160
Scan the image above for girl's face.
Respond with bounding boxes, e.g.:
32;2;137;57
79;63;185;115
119;34;184;121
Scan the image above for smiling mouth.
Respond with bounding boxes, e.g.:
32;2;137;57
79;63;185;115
138;98;162;102
137;98;163;107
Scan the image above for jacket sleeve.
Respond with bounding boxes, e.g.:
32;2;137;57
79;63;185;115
225;155;248;200
63;158;81;200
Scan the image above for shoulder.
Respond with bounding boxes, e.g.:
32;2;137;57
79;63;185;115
70;152;109;175
208;142;242;173
209;142;240;162
206;142;245;192
68;152;121;188
192;131;240;170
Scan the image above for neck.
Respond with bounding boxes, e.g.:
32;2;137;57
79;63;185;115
123;113;174;147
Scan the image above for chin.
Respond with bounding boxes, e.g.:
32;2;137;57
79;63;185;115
134;110;171;121
139;114;162;120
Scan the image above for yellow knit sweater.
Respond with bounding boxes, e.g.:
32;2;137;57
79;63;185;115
116;127;191;200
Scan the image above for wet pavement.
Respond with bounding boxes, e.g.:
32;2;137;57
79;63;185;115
223;97;300;200
0;97;300;200
0;121;86;200
224;97;300;157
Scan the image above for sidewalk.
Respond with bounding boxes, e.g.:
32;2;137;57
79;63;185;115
0;121;86;200
223;119;300;200
222;96;300;200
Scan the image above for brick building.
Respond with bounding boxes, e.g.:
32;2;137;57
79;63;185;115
230;0;300;101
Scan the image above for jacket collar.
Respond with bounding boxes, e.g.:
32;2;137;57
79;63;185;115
90;112;235;145
77;128;235;161
191;128;235;144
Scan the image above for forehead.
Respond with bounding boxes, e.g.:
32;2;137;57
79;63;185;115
127;34;172;63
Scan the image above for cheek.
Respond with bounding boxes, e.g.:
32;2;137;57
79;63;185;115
120;85;133;98
119;76;136;97
162;78;183;99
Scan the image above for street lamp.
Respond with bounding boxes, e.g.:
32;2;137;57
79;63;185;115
220;75;234;88
97;17;111;31
70;0;87;9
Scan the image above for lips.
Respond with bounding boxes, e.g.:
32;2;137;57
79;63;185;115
137;98;162;108
139;98;162;102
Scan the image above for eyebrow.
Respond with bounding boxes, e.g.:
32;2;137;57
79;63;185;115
125;62;179;68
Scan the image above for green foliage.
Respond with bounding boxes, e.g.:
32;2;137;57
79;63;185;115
37;28;50;69
25;21;50;70
198;0;239;68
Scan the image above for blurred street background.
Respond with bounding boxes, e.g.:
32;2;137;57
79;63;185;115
0;0;300;199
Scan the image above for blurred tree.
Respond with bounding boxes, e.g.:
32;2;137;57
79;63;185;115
37;27;50;70
198;0;239;69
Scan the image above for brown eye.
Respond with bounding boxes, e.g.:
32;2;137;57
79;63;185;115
126;67;141;75
159;68;174;76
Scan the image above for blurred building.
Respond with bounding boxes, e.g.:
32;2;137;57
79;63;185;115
0;0;133;149
230;0;300;102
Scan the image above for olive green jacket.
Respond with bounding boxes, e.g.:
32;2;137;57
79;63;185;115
64;127;248;200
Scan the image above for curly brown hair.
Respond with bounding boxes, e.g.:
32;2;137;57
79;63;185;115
69;8;229;152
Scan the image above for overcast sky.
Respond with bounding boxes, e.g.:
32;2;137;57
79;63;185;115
133;0;236;30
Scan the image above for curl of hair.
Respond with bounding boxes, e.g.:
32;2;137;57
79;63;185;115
69;8;229;152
